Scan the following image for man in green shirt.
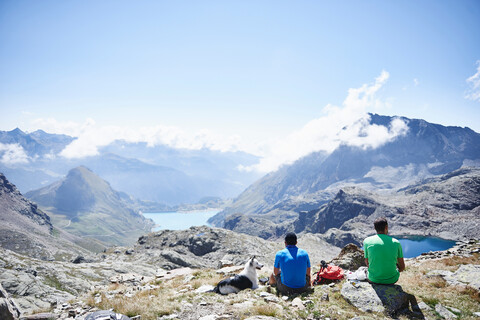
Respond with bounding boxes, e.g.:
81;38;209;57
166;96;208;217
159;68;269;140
363;217;405;284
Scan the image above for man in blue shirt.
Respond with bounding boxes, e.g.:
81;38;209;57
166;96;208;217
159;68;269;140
269;232;311;295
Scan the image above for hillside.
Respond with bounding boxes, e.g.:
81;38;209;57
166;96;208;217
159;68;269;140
1;226;479;320
0;172;99;260
26;166;154;246
210;115;480;239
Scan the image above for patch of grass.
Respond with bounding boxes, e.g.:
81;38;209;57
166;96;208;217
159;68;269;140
429;276;447;288
44;275;63;291
420;296;439;308
252;303;281;317
90;287;177;320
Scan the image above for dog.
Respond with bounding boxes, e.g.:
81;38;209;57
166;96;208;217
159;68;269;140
213;256;264;294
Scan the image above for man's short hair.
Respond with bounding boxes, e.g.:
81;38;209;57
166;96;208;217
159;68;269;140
374;217;388;233
285;232;297;245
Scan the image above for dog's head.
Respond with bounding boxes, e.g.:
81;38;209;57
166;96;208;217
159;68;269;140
249;256;264;270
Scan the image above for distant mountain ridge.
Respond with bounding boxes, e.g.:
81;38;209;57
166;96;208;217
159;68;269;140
0;129;262;205
210;114;480;238
26;166;154;246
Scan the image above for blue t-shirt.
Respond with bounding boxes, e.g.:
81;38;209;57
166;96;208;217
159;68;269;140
274;245;311;288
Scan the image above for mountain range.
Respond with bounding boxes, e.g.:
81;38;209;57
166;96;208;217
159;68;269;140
0;129;262;205
209;114;480;240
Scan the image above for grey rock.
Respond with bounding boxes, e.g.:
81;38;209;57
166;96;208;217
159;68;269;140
72;256;88;264
341;281;410;315
0;283;21;320
444;264;480;291
472;311;480;317
329;243;366;270
435;303;457;319
426;270;454;278
19;313;57;320
446;306;461;314
417;302;432;311
195;285;215;293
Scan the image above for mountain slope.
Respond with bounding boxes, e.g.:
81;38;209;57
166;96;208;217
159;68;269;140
294;167;480;246
26;166;154;246
0;172;98;260
210;114;480;230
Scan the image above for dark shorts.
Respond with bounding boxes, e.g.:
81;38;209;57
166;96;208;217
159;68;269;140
274;273;310;296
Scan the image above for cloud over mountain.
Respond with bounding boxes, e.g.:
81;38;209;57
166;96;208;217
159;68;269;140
0;143;30;165
27;71;408;173
245;71;409;172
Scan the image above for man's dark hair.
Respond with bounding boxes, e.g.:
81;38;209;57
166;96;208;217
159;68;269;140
285;232;297;245
374;217;388;233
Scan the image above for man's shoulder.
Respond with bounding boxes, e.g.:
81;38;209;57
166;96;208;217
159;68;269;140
298;247;309;256
363;234;378;243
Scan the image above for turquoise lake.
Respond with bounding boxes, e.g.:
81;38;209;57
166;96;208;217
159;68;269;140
143;210;220;231
395;236;456;258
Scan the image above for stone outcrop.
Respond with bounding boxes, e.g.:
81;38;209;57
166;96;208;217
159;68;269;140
128;226;340;270
341;282;419;316
427;264;480;292
0;283;20;320
329;243;366;270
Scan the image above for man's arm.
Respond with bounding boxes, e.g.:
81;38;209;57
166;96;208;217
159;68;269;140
273;267;281;276
306;267;311;285
397;258;405;272
365;258;369;267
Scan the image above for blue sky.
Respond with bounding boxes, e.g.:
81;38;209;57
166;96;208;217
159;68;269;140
1;0;480;171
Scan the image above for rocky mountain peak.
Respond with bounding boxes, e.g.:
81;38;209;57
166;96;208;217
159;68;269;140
0;172;52;229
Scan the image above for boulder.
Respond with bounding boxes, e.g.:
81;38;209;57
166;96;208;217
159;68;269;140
341;281;411;315
444;264;480;291
330;243;366;270
0;283;21;320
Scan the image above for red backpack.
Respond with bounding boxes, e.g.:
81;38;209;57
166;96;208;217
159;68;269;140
312;260;344;285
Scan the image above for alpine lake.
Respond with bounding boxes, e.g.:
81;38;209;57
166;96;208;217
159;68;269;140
143;210;220;231
395;235;456;258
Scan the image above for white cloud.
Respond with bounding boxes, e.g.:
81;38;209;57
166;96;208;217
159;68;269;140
0;143;30;165
414;78;419;86
26;71;408;171
466;60;480;102
28;118;247;159
245;71;409;172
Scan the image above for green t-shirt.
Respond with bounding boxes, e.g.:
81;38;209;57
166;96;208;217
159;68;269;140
363;234;403;284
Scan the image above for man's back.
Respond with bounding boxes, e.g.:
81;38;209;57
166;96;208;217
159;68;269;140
274;245;310;288
363;234;403;284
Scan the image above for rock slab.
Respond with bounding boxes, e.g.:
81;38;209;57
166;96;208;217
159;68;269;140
341;281;409;314
0;283;21;320
435;303;458;319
